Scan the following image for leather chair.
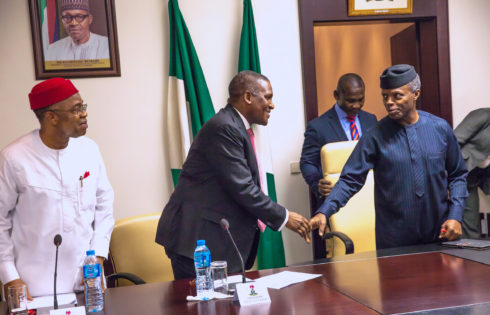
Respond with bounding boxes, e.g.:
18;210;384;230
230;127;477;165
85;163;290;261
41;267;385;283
320;140;376;256
108;213;173;287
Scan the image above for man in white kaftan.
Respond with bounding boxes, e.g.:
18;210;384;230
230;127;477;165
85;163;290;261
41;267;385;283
0;78;114;298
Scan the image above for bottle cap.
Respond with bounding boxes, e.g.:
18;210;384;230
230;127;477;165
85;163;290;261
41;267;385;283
86;250;95;256
197;240;205;246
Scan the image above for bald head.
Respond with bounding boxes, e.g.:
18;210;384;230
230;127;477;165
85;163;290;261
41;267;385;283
336;73;364;94
228;71;270;104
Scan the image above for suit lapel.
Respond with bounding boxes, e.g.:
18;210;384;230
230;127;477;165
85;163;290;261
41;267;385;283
226;105;261;187
326;106;348;141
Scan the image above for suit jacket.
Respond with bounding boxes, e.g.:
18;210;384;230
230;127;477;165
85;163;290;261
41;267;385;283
454;108;490;194
156;104;287;273
300;105;377;202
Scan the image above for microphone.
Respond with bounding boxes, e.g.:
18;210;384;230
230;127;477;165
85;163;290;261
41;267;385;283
53;234;62;310
220;218;246;285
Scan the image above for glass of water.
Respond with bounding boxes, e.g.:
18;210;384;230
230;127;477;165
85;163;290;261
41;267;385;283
211;261;228;294
8;284;28;315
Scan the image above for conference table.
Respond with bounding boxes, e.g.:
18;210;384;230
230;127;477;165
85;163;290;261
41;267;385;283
2;243;490;314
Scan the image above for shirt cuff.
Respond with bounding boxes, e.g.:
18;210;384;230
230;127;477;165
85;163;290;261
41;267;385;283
91;239;110;260
0;260;20;285
277;208;289;231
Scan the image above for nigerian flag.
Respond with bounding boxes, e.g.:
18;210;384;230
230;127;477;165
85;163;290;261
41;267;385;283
167;0;215;187
239;0;286;269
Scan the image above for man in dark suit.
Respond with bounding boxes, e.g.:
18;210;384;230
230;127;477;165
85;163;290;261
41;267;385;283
156;71;311;279
300;73;377;206
454;108;490;238
300;74;377;257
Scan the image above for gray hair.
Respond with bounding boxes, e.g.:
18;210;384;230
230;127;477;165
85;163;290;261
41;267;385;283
406;74;421;92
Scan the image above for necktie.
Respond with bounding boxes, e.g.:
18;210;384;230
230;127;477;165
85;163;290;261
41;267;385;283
247;128;267;233
346;115;360;140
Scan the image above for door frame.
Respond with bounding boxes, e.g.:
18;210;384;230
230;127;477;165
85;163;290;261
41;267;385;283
298;0;452;125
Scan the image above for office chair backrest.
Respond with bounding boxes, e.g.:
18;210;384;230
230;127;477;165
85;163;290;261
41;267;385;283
109;213;173;286
321;140;376;256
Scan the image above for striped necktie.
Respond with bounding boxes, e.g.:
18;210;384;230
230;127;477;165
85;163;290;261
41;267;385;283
346;115;360;140
247;128;267;233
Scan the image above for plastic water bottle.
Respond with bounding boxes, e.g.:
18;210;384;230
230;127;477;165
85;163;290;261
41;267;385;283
83;250;104;312
194;240;212;298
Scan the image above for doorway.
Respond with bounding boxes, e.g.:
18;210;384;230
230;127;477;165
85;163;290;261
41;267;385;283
314;21;414;119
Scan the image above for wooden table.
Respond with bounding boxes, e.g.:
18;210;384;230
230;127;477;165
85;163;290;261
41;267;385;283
2;245;490;314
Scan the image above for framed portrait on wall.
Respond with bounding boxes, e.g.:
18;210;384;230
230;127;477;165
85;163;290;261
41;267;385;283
348;0;413;16
28;0;121;79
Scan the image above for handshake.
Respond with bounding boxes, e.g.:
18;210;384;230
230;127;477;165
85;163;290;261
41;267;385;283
285;211;329;244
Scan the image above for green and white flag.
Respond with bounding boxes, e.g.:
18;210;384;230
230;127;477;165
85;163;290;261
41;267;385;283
239;0;286;269
167;0;215;187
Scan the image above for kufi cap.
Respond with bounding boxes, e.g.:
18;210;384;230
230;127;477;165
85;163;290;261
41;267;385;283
28;78;79;110
60;0;90;13
380;64;417;89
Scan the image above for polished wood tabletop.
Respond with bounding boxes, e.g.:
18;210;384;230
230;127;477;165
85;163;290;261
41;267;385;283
2;247;489;314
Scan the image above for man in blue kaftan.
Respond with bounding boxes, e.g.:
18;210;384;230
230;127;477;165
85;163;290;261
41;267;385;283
310;64;468;249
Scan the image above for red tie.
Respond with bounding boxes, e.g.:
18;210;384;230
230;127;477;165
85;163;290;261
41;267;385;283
247;128;267;233
346;115;359;140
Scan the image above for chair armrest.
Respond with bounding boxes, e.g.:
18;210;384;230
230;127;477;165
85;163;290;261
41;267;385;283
321;231;354;255
107;272;146;288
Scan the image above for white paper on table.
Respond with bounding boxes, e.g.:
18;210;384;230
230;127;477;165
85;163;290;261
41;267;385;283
227;275;253;284
27;293;77;310
254;271;321;289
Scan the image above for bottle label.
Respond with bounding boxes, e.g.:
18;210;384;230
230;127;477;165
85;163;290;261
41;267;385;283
194;252;211;268
83;263;101;279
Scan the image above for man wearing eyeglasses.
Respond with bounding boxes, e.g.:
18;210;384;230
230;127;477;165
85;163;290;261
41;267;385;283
0;78;114;298
45;0;109;61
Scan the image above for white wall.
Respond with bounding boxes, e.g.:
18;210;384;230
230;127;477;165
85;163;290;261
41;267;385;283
449;0;490;213
0;0;312;265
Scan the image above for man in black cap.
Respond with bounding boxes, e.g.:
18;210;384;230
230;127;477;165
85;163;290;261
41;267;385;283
309;64;468;249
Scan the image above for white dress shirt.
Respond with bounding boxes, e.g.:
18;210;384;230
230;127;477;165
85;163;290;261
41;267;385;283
0;130;114;296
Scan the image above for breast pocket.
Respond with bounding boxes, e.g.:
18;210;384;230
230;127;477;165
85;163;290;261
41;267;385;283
427;151;446;176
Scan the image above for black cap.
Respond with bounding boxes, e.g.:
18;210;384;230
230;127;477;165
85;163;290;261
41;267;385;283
380;64;417;89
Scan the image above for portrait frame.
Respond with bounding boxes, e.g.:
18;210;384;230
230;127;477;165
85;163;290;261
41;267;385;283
28;0;121;79
348;0;413;16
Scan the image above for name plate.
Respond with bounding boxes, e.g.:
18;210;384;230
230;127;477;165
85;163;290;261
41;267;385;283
50;306;86;315
235;282;271;306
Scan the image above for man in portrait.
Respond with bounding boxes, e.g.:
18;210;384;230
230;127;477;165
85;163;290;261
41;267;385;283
45;0;109;61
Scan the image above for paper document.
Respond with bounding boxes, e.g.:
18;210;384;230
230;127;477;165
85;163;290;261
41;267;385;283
254;271;321;289
27;293;77;310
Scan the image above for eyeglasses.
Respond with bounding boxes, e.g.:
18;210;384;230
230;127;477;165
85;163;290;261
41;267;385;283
61;14;89;24
49;104;87;116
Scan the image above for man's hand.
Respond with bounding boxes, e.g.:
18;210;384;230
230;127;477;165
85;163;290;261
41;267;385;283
439;219;462;240
318;178;333;197
286;211;311;243
97;256;106;292
309;213;330;237
4;278;33;308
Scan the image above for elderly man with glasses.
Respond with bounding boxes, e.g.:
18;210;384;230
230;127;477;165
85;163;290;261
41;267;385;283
46;0;110;61
0;78;114;298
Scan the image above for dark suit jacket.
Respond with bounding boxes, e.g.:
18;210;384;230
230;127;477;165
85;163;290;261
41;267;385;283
454;108;490;194
300;105;378;203
156;104;287;273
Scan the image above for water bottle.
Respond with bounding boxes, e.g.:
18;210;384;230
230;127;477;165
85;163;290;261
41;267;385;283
194;240;212;298
83;250;104;312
